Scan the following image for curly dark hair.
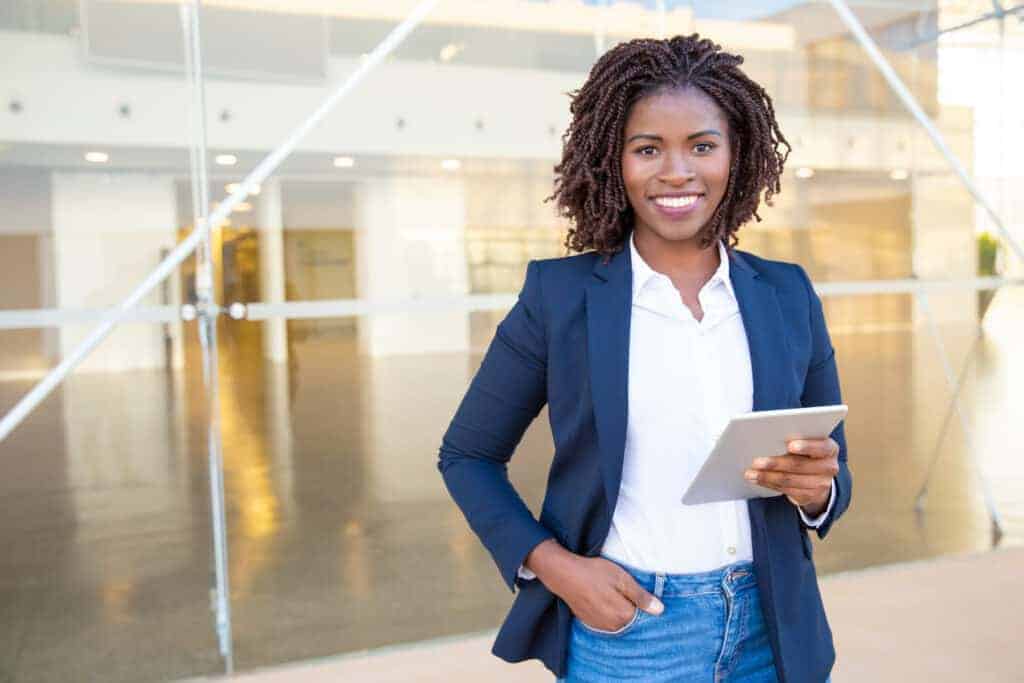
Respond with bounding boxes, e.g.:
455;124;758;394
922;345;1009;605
549;34;791;256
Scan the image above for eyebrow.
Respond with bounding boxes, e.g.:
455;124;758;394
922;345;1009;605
625;129;723;144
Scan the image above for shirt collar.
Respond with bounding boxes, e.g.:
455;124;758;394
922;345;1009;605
629;233;735;303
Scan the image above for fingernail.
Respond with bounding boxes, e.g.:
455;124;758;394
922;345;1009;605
744;470;758;481
647;597;664;615
753;458;769;468
791;440;805;451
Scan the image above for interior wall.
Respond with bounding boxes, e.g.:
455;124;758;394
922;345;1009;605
51;171;182;372
0;168;54;377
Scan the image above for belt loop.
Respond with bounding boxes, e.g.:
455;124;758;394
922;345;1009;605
654;573;665;599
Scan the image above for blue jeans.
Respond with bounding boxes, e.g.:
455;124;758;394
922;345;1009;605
558;558;824;683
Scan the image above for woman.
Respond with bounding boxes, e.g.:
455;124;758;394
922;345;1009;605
438;34;850;683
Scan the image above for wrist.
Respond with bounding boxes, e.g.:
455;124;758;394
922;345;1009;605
800;498;827;518
524;539;577;593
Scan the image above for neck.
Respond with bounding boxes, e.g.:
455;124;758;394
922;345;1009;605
633;227;721;283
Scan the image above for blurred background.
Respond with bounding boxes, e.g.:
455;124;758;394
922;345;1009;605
0;0;1022;680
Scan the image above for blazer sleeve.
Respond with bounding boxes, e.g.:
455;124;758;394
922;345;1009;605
795;264;853;539
437;260;554;592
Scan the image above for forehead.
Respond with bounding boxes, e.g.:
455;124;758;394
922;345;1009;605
623;86;729;135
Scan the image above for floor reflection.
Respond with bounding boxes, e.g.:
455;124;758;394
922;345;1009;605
0;290;1022;682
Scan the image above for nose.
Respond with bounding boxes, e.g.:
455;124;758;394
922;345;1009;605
658;150;696;184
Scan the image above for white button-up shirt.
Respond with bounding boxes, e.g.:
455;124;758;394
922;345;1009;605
520;235;832;580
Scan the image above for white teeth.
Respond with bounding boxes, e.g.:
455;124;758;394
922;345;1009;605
653;195;698;208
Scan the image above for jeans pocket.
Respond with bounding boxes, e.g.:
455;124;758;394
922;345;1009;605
576;608;642;637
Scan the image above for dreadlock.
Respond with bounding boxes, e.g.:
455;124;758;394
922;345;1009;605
549;34;790;256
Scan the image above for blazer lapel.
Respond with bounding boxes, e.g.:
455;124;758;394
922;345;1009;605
729;249;792;412
730;249;793;544
585;247;632;511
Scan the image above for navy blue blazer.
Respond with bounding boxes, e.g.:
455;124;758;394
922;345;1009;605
438;241;851;682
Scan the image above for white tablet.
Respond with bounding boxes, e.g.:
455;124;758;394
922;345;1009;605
681;404;847;506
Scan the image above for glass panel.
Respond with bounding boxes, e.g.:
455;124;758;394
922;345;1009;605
0;1;223;679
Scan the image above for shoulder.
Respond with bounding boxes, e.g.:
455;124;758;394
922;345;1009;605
527;251;601;289
531;251;601;276
732;248;814;297
516;252;598;317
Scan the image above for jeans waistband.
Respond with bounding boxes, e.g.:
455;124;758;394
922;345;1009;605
601;555;758;599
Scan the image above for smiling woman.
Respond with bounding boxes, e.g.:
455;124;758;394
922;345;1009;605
439;33;849;683
621;90;731;244
621;87;736;319
549;35;789;260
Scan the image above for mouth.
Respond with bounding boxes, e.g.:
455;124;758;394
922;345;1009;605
649;193;703;217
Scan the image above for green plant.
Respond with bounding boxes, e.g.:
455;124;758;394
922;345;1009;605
978;231;1000;276
977;231;1001;320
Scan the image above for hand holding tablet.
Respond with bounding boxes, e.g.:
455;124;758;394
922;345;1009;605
681;405;847;507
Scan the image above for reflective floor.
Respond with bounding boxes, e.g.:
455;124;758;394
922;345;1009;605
0;289;1022;682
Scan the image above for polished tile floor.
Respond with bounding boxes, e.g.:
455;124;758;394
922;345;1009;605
0;290;1021;682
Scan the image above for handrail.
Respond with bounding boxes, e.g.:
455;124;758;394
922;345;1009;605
0;276;1019;330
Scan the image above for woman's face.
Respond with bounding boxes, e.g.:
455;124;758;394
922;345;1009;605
620;86;732;248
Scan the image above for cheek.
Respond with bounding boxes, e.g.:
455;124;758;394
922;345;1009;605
706;157;732;195
620;157;645;196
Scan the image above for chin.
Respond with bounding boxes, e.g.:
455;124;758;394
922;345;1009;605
649;222;705;243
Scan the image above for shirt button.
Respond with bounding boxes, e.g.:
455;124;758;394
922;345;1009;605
727;546;737;555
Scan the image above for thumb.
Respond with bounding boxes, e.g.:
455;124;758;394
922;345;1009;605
622;575;664;616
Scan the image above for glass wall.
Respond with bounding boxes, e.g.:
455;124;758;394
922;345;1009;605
1;0;1022;680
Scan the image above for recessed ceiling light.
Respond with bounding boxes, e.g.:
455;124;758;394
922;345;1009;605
795;167;815;179
84;151;109;163
439;42;465;63
441;159;461;171
215;154;238;166
333;156;355;168
889;168;909;181
225;182;260;196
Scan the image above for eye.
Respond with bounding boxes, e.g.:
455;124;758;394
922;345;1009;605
694;142;717;154
635;145;658;157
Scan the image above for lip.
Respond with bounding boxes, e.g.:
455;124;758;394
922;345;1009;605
648;193;703;219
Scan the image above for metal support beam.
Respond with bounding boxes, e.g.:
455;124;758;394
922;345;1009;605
903;2;1024;49
179;0;234;672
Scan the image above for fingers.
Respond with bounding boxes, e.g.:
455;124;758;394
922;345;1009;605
616;569;664;616
786;438;839;459
750;454;838;477
745;469;831;490
747;438;838;502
